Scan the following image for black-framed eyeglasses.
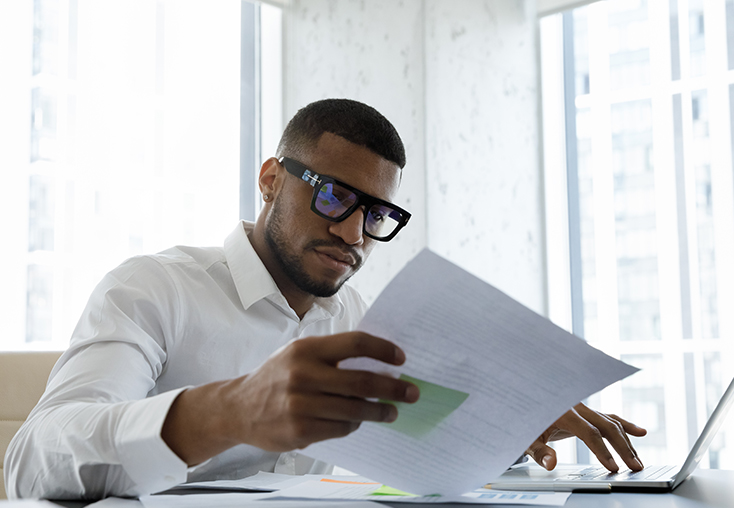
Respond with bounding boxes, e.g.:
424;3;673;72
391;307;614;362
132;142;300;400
280;157;411;242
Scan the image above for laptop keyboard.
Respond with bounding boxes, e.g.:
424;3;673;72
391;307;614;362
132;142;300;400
559;465;677;482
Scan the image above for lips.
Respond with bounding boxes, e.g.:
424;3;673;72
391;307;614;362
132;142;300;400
314;248;356;266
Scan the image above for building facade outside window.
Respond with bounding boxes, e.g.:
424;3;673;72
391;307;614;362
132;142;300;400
542;0;734;469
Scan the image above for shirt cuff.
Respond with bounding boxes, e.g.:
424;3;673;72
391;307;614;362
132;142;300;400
115;387;190;495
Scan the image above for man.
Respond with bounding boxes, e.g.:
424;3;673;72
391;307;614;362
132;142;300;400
5;99;645;500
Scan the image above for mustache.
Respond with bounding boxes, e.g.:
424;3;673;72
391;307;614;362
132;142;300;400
306;239;363;268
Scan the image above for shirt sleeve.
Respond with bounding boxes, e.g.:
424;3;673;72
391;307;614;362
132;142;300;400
4;256;191;500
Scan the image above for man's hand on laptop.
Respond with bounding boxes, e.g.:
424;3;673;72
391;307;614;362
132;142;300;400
525;403;647;473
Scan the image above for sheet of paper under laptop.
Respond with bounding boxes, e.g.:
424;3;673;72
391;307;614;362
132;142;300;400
303;248;638;497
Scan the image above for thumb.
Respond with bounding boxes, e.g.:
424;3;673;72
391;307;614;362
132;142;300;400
526;440;557;471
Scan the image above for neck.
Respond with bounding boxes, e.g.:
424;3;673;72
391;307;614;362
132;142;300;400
249;219;315;320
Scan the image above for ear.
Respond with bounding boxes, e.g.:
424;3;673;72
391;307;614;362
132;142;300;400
258;157;284;200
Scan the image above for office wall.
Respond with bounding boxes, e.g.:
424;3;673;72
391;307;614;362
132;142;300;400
423;0;545;314
282;0;546;313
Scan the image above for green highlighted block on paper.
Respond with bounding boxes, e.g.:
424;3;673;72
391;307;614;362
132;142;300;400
380;374;469;437
370;485;418;497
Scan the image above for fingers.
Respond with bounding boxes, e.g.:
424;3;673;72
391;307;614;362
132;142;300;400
569;404;644;472
283;333;419;404
607;413;647;437
570;415;620;471
549;408;614;470
526;439;557;470
298;332;406;366
306;365;420;403
288;393;400;423
234;332;417;452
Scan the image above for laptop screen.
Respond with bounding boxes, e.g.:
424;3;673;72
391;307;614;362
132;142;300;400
672;376;734;489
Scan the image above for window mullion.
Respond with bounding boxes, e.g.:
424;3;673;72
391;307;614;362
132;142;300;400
239;0;260;222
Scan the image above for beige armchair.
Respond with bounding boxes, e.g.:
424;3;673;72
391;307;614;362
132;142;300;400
0;351;62;500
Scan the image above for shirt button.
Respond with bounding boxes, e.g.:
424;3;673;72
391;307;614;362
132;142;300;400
164;475;176;483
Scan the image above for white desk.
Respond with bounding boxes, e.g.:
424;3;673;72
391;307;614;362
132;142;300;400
7;469;731;508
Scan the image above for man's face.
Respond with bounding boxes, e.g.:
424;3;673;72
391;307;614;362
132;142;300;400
264;132;402;298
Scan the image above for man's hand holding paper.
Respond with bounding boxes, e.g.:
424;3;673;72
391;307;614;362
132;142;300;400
162;332;421;465
303;249;645;497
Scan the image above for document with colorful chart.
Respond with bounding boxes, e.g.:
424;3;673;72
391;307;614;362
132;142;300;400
303;249;638;497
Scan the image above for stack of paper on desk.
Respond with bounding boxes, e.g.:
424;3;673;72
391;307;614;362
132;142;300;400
303;249;638;496
141;473;571;506
161;471;325;493
266;476;572;505
140;492;382;508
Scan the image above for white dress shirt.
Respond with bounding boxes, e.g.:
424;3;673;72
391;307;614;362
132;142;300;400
4;221;368;500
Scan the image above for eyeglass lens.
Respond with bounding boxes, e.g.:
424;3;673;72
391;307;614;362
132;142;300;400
317;183;357;218
315;182;402;238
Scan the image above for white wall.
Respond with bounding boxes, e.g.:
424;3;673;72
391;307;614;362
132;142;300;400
282;0;546;313
424;0;546;314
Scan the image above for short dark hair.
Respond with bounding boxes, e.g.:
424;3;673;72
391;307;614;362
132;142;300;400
276;98;406;169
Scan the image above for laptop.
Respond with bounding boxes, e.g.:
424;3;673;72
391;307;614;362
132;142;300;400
489;375;734;492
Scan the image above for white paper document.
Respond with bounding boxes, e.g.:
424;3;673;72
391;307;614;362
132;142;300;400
267;478;571;505
164;471;317;492
140;492;381;508
303;249;638;496
86;499;145;508
163;471;379;493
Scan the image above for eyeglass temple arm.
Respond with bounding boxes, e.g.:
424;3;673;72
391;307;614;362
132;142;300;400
280;157;322;187
301;169;321;187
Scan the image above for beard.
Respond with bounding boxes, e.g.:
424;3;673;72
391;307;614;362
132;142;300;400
264;195;363;298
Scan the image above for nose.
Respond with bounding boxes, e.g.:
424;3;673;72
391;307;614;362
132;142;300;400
328;207;365;246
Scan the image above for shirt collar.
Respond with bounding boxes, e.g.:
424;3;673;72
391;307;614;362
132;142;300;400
223;221;345;319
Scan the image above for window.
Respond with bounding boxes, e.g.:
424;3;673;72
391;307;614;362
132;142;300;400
542;0;734;468
0;0;282;351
